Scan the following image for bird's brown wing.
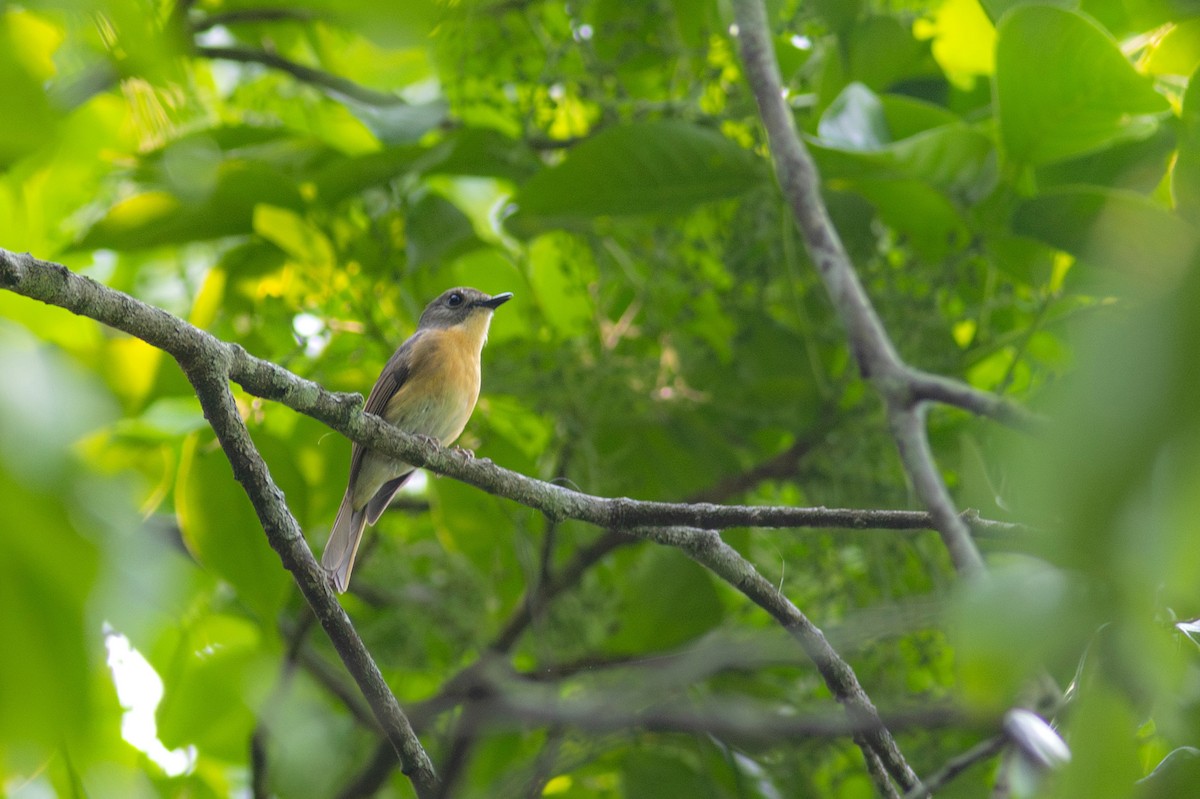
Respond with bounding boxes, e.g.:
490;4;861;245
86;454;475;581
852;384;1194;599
346;329;427;485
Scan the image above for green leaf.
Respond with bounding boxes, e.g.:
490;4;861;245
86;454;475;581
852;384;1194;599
995;6;1169;167
175;432;291;619
0;13;61;167
0;331;108;749
405;192;485;270
426;127;541;183
1144;18;1200;76
1174;64;1200;226
979;0;1076;24
345;99;448;145
607;547;724;654
253;205;336;268
78;161;305;250
1012;187;1199;281
812;84;997;202
504;121;766;238
1036;123;1176;194
309;144;424;205
846;15;934;91
854;178;970;261
156;613;275;761
817;83;891;150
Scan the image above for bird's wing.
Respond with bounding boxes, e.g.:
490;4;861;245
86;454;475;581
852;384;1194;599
348;329;425;482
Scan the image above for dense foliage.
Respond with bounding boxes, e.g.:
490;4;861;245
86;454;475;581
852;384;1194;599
4;0;1200;796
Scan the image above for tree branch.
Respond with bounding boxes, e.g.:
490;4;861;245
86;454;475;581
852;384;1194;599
902;734;1008;799
730;0;995;579
636;526;920;789
193;45;407;107
0;248;1026;794
0;251;437;798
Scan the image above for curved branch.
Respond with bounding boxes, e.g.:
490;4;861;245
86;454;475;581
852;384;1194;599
901;734;1008;799
0;251;437;797
641;526;920;789
0;248;1030;792
906;368;1044;432
730;0;994;579
194;45;406;106
0;246;1025;547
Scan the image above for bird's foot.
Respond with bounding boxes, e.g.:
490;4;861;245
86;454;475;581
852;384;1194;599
452;445;476;459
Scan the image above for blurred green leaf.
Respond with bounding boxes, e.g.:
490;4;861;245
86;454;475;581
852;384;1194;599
995;6;1169;166
156;613;275;761
175;432;291;619
406;192;485;270
78;162;305;250
1174;64;1200;226
607;547;724;654
0;12;62;167
1012;187;1199;283
504;122;766;237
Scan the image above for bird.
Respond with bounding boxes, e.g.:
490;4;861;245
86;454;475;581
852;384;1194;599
322;286;512;592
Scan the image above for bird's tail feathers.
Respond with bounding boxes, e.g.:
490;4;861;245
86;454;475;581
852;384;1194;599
322;492;368;593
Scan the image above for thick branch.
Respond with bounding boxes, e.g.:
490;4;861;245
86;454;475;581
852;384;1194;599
0;247;1017;793
906;368;1043;433
730;0;991;579
0;251;436;797
0;249;1024;550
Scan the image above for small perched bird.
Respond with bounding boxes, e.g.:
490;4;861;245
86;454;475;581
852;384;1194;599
322;286;512;592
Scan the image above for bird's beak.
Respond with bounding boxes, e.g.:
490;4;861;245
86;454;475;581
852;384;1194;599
476;292;513;309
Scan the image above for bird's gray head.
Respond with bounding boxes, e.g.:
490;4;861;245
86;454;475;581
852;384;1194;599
417;287;513;330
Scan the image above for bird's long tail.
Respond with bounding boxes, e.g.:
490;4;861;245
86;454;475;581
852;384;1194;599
322;492;368;593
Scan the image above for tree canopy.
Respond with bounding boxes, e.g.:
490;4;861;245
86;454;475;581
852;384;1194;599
3;0;1200;797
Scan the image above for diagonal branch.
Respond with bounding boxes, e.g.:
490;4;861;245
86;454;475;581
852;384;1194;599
194;45;406;106
0;248;1026;548
0;251;437;798
730;0;995;579
0;247;1022;795
636;526;920;790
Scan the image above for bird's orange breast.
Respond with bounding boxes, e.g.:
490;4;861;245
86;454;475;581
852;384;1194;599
381;325;483;443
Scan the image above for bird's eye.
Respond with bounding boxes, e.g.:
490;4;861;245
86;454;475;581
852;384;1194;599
447;292;464;307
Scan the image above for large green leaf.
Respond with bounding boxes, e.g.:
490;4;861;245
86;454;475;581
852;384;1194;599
0;329;117;751
78;161;305;250
175;432;292;620
995;6;1169;167
504;121;766;238
1012;187;1199;280
813;84;995;191
405;192;486;269
156;613;276;761
606;547;724;654
1174;64;1200;226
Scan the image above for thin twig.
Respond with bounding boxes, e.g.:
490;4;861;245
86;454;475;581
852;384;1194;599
194;45;406;106
902;734;1008;799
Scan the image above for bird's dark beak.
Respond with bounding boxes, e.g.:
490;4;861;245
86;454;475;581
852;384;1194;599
476;292;513;309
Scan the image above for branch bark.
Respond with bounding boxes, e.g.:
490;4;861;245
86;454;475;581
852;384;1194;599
194;45;407;106
0;250;438;798
0;247;1021;794
730;0;1001;579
